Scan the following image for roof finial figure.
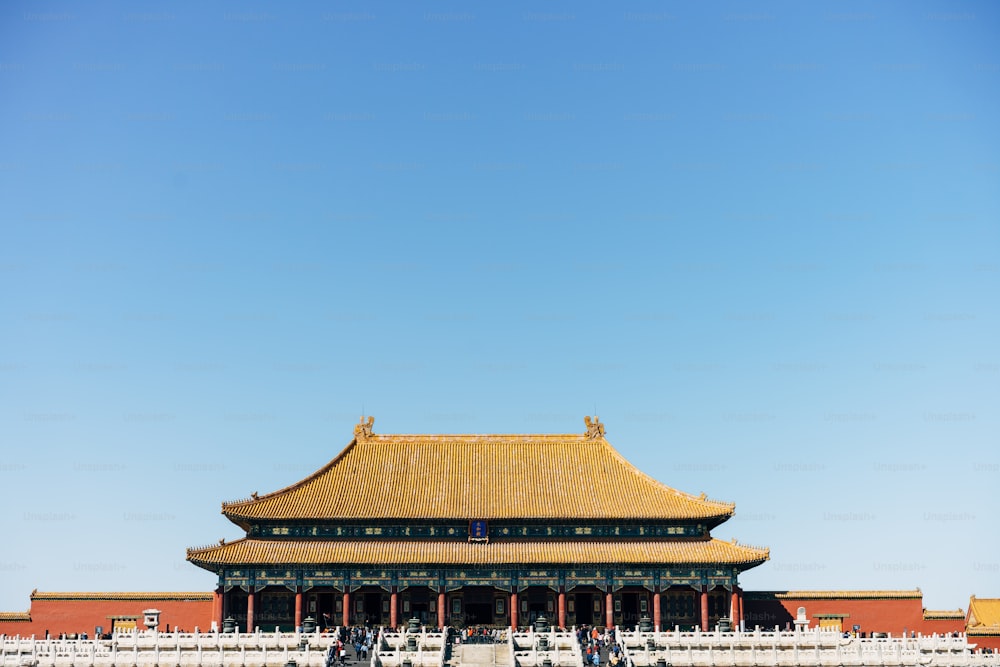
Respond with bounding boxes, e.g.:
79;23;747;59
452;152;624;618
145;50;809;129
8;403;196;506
584;415;605;439
355;415;375;440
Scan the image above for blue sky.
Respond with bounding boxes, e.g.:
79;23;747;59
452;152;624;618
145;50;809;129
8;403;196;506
1;1;998;613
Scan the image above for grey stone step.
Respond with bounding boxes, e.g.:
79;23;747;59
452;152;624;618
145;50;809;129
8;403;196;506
453;644;508;667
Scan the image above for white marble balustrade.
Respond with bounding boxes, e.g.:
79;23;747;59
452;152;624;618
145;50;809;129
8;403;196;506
616;626;999;667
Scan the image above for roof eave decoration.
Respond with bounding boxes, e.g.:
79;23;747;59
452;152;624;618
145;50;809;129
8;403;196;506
354;414;374;441
584;415;606;439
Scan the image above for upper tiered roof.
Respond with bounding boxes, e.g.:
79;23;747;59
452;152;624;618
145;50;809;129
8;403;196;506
221;417;736;525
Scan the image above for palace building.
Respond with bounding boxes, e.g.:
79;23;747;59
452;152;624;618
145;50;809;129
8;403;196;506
185;417;769;632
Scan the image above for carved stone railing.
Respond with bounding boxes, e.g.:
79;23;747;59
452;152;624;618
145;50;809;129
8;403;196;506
510;628;580;667
374;626;446;667
616;625;1000;667
5;628;994;667
0;629;339;667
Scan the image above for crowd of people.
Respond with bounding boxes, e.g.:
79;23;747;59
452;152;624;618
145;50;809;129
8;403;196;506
458;626;508;643
577;625;625;667
325;626;378;667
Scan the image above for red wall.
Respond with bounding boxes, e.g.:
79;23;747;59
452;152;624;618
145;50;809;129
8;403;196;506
743;594;965;636
970;634;1000;651
1;590;972;641
0;595;213;638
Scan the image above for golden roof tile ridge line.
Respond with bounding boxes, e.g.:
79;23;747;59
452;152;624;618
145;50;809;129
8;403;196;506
187;536;250;555
187;538;245;554
923;609;966;618
373;433;588;437
705;537;770;556
727;537;770;553
31;592;213;600
0;611;31;620
773;589;923;599
222;438;360;511
596;436;736;516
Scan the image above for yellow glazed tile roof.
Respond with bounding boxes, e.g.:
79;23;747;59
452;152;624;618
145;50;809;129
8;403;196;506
186;537;769;568
0;611;30;621
923;609;966;620
968;597;1000;634
222;418;735;522
30;591;214;601
746;590;923;600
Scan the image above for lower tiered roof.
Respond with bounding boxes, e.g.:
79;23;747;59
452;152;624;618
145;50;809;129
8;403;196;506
187;537;768;569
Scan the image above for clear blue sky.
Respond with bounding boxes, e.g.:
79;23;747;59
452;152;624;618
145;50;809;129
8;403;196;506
1;1;997;613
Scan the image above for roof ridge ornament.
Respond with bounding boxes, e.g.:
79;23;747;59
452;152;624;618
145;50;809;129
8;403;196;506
584;415;605;439
354;415;374;441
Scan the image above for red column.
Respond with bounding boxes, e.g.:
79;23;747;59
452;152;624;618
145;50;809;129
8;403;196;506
294;589;303;629
342;590;350;628
700;587;709;632
390;587;398;629
605;591;613;629
212;587;224;629
510;591;518;630
437;589;446;629
558;590;566;629
653;589;661;632
246;590;257;632
729;588;737;628
735;587;743;629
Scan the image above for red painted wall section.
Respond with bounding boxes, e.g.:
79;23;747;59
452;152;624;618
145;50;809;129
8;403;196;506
922;615;968;636
0;594;212;638
742;593;965;636
970;634;1000;651
0;589;973;641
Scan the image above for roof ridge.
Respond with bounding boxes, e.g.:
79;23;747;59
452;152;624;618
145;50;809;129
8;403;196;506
222;438;361;513
597;436;736;512
31;592;213;600
727;537;770;554
758;589;924;600
371;433;590;438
